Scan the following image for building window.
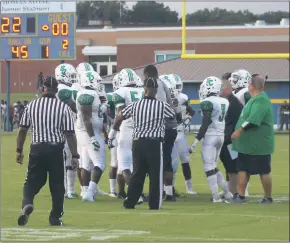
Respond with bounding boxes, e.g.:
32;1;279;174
99;65;108;76
155;53;180;63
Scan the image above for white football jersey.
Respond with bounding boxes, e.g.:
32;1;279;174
112;86;144;127
200;96;229;136
234;87;251;106
76;89;103;132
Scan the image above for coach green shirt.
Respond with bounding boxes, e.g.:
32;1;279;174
233;92;274;155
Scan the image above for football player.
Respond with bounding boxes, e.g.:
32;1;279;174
169;74;197;195
76;71;106;202
108;68;143;197
55;63;78;199
229;69;252;196
189;76;232;202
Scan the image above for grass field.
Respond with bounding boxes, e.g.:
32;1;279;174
1;131;289;242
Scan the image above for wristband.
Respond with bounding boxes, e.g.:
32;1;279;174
72;154;80;159
108;129;117;139
16;148;23;153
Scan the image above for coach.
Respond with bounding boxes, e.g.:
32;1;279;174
109;78;175;209
16;76;79;226
143;65;182;201
231;75;274;204
219;73;243;196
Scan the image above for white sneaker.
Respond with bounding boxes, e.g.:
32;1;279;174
137;196;143;205
186;189;198;195
109;192;117;198
213;198;224;203
82;192;95;202
223;192;233;200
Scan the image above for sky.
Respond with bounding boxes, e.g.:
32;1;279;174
126;1;290;15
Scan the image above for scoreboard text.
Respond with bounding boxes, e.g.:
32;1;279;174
0;13;76;60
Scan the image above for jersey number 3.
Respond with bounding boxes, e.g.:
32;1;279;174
219;104;226;122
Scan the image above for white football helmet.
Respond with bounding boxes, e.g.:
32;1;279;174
79;71;102;90
76;62;94;74
169;74;183;93
199;76;222;100
112;73;120;91
229;69;251;90
159;75;178;97
117;68;137;87
55;63;77;85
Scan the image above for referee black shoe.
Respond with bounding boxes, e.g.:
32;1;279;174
18;204;34;226
49;217;64;226
163;195;176;202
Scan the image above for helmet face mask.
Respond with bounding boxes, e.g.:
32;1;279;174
55;63;77;86
230;69;251;90
112;73;120;91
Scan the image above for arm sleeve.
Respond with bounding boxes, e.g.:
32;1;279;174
19;106;30;128
62;106;75;133
244;100;268;126
121;103;133;120
164;103;175;119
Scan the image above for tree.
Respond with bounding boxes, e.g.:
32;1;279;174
185;8;288;26
126;1;178;24
77;1;128;26
257;11;289;24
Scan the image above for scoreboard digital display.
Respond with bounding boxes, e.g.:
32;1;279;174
0;12;76;60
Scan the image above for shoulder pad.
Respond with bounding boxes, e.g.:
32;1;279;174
200;100;213;112
77;93;95;106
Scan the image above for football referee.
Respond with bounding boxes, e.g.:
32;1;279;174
108;78;175;210
16;76;79;226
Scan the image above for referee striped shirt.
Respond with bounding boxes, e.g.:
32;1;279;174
20;94;75;143
121;96;175;139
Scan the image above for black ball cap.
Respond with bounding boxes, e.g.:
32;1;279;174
144;77;158;88
43;76;58;89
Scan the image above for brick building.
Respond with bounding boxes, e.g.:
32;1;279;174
1;24;289;92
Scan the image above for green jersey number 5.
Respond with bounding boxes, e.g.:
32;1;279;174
219;104;226;122
130;91;141;102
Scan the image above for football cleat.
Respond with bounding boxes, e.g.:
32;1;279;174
18;204;34;226
137;197;143;205
82;193;96;202
186;189;198;195
95;189;109;196
109;192;118;198
65;192;79;199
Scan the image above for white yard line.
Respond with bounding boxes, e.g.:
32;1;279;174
7;208;288;219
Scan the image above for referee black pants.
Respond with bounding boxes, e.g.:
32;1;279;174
22;143;65;219
163;128;177;172
124;138;163;210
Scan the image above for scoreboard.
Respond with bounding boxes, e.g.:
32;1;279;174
0;2;76;61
